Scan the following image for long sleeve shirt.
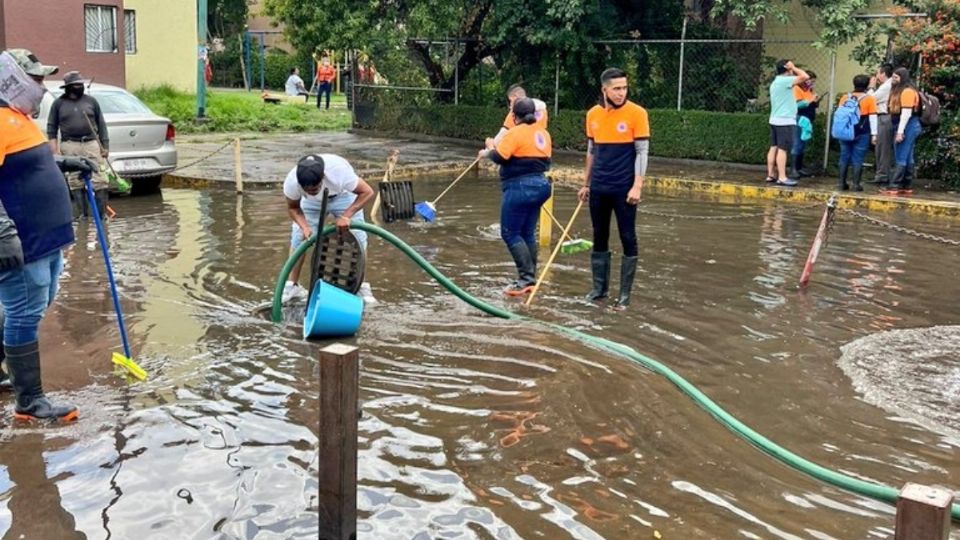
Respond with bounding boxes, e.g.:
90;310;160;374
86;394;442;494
46;95;109;150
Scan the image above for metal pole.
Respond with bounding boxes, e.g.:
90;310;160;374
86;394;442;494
196;0;208;118
243;32;252;90
259;34;266;91
677;17;688;111
554;52;560;116
823;51;837;170
454;43;459;105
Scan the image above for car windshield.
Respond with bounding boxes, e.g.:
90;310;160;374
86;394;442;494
89;91;152;114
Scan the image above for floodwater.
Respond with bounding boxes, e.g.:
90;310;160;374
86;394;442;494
1;175;959;539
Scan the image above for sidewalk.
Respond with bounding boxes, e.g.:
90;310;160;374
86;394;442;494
165;130;960;217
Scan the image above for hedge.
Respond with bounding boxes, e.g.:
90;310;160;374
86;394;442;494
356;103;826;166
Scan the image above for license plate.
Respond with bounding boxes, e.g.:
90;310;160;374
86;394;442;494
114;159;153;172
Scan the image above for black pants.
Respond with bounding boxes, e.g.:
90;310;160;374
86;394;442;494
70;188;107;220
589;190;637;257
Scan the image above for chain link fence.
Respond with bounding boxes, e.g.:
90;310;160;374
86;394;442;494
353;37;839;168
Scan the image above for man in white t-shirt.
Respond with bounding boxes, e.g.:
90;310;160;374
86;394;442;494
282;154;377;303
285;67;308;99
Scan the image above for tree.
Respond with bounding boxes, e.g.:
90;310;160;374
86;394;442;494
208;0;250;39
889;0;959;106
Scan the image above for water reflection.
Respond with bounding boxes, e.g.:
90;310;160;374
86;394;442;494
0;182;956;538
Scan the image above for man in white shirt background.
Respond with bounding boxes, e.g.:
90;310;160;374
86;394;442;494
284;67;309;100
282;154;377;304
868;63;894;185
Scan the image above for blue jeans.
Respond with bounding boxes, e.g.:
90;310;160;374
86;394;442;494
290;193;368;250
500;174;551;249
894;117;922;168
790;125;807;158
316;82;332;109
838;132;871;172
0;251;64;346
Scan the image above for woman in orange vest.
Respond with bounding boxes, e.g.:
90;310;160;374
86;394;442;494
479;98;553;296
884;67;922;195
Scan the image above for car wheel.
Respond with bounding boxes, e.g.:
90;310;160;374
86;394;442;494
131;176;163;195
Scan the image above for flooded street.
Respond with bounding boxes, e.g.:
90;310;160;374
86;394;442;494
1;176;958;539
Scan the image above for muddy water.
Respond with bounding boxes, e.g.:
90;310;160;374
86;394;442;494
0;176;958;539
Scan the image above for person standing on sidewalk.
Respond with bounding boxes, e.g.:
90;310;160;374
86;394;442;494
282;154;378;304
835;75;878;192
765;60;809;186
790;71;820;178
478;98;553;296
578;67;649;310
884;67;922;195
0;48;97;422
314;57;336;110
46;71;109;219
867;63;894;185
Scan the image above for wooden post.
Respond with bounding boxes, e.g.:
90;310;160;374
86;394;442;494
895;483;952;540
538;181;554;249
233;138;243;194
319;344;359;540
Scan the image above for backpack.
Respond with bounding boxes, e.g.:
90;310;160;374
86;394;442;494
918;91;940;127
831;93;861;141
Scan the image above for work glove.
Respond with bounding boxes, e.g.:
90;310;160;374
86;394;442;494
55;156;98;174
0;200;24;271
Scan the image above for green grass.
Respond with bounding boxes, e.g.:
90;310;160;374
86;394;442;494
135;85;352;134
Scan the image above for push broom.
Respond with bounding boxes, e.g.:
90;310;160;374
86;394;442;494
415;156;481;222
541;206;592;255
82;172;147;380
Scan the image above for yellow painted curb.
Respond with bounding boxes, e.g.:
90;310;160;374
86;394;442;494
546;167;960;219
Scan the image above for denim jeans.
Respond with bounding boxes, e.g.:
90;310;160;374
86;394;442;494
0;251;64;346
290;193;368;250
893;117;922;168
838;132;871;172
790;125;807;159
316;82;332;109
500;174;551;249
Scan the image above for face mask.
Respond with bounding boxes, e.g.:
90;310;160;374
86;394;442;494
66;85;84;98
604;92;626;109
0;51;46;115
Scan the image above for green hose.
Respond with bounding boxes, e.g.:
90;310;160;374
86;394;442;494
273;221;960;520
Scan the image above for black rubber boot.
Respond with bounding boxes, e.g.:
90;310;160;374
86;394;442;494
0;312;9;392
585;251;611;302
851;166;864;192
505;242;536;296
69;188;85;220
94;188;109;220
526;241;538;279
6;342;78;422
838;166;849;191
614;256;639;309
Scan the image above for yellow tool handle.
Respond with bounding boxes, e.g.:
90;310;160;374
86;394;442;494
525;199;584;306
431;156;481;205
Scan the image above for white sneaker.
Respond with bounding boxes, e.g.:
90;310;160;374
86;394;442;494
281;281;308;304
358;282;378;305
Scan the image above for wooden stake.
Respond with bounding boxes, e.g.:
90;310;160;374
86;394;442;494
233;138;243;194
894;483;952;540
319;344;360;540
525;199;584;306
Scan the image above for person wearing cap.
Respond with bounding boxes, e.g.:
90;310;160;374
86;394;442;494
46;70;110;219
578;67;649;310
479;98;553;296
0;48;98;422
282;154;378;304
486;84;549;147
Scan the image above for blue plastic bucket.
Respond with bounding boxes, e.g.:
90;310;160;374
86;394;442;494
303;281;364;339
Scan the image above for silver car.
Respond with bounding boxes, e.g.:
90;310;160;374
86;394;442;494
34;81;177;193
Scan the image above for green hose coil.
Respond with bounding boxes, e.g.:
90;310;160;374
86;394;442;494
272;221;960;521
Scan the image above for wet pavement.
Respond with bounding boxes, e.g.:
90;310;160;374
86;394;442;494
169;130;960;206
2;175;958;538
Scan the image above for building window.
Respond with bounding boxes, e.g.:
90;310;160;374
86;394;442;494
85;5;118;53
124;10;137;54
